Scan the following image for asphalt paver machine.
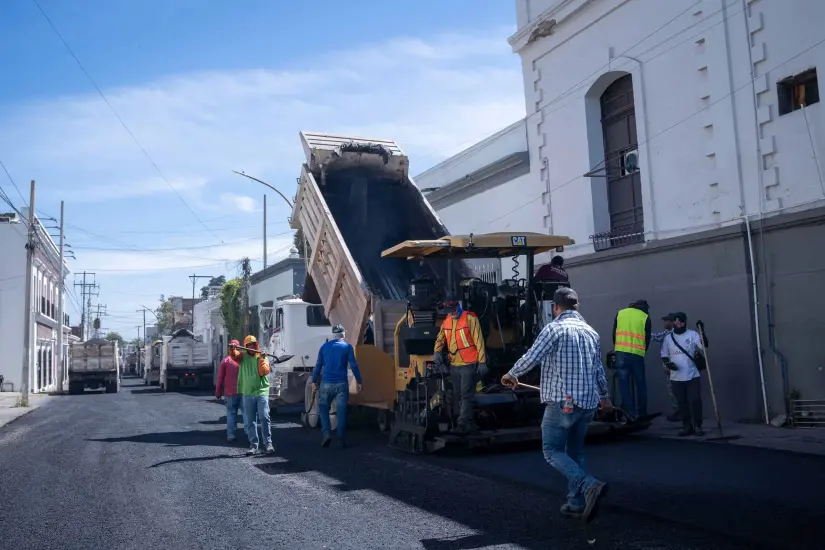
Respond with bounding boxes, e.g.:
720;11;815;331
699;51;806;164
381;233;648;453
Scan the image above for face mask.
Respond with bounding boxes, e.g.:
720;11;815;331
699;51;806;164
673;324;687;334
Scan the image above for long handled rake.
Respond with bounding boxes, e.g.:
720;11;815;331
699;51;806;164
696;324;740;442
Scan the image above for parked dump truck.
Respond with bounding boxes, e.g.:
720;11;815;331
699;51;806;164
160;329;213;391
145;340;162;386
68;338;121;394
290;131;651;453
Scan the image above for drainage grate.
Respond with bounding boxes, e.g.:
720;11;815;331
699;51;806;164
790;399;825;427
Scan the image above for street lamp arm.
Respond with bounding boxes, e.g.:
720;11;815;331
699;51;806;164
232;170;293;209
138;306;160;321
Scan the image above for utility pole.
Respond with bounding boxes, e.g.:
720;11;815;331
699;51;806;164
188;274;213;330
92;303;107;337
20;180;37;407
136;308;147;374
74;272;96;340
241;258;251;335
56;201;66;393
263;194;267;270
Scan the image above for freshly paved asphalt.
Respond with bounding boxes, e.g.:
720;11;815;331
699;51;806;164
0;377;821;550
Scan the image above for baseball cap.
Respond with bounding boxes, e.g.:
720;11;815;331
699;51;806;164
673;312;687;323
332;324;345;334
553;287;579;308
661;313;676;321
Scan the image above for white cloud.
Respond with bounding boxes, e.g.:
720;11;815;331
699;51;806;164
220;193;257;213
0;28;525;204
72;234;294;275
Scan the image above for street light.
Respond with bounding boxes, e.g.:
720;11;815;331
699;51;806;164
232;170;295;269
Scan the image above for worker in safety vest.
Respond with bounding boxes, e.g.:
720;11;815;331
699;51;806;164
612;300;652;420
434;292;487;434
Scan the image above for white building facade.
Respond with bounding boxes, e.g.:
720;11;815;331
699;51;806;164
0;211;71;393
416;0;825;423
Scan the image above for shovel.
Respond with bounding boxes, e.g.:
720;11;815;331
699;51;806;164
235;346;293;364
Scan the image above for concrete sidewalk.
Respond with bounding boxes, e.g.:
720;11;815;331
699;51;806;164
634;415;825;456
0;392;52;430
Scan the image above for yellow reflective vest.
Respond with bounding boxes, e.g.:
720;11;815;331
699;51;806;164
614;308;648;356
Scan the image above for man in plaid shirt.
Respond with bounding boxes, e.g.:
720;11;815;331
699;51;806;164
502;287;613;522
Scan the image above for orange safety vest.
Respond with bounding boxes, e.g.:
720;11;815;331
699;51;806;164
441;312;479;364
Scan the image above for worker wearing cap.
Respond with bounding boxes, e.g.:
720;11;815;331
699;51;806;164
501;287;613;522
434;292;487;434
612;299;652;419
661;312;706;437
216;340;244;442
312;324;362;449
237;335;275;456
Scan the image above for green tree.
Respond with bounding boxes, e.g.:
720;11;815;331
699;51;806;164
294;228;310;258
200;275;227;298
104;332;125;348
155;295;175;334
219;278;244;341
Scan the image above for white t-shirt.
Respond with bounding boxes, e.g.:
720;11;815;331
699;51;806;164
661;329;703;382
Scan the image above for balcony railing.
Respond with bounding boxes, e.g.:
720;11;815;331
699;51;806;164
590;223;645;252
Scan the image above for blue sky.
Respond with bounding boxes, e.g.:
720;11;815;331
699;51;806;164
0;0;525;337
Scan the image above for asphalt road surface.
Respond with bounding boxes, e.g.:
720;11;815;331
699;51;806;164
0;378;822;550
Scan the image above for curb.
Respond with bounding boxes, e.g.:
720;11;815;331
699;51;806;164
0;405;38;431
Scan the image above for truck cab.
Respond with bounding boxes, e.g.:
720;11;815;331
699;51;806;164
260;298;332;405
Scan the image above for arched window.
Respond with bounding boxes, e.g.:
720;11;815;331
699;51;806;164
600;74;644;246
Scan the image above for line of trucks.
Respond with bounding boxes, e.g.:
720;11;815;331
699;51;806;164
70;131;650;454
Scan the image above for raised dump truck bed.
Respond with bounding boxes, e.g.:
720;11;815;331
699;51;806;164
291;131;468;409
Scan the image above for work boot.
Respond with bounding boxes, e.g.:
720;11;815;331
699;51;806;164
583;480;608;522
694;427;705;437
321;432;332;448
559;504;584;519
338;439;348;450
227;435;236;443
678;428;695;437
264;442;276;454
246;445;260;456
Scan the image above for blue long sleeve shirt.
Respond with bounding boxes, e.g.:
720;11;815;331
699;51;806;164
312;339;362;385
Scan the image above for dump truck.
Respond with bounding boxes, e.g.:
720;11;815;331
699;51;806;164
290;131;649;453
68;338;121;394
160;329;213;391
144;340;162;386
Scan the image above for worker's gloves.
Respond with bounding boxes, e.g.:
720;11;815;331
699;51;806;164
695;320;705;331
476;363;489;379
661;357;678;371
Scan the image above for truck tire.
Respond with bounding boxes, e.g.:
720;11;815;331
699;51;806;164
68;382;83;395
303;378;319;429
105;382;118;394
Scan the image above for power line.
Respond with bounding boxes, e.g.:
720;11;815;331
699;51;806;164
30;0;224;245
0;158;28;207
418;0;748;184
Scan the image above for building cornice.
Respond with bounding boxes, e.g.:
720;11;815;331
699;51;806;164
508;0;598;54
426;152;530;210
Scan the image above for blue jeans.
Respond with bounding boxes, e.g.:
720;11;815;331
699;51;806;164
615;351;648;418
319;382;349;441
242;395;272;448
541;402;599;509
224;394;244;439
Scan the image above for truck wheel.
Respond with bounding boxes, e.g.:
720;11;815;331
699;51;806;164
105;382;118;394
68;382;82;395
304;378;319;429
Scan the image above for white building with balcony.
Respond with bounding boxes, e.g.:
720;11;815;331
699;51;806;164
0;210;72;393
416;0;825;423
